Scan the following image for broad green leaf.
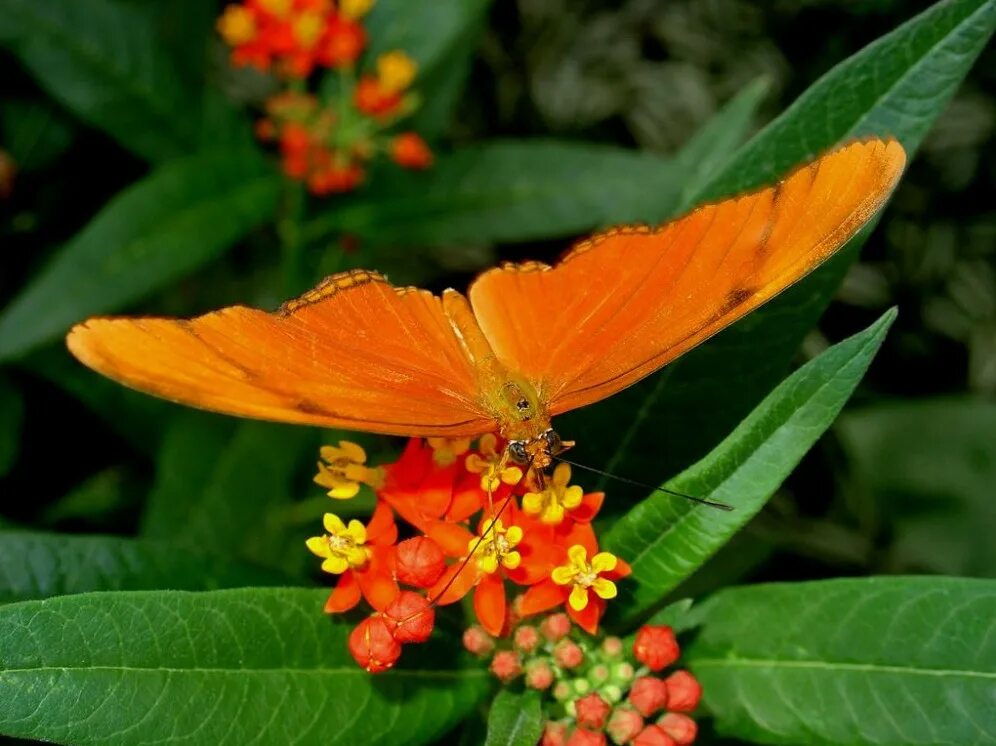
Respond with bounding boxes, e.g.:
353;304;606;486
0;151;280;361
565;0;995;486
0;589;488;744
686;576;996;745
484;690;543;746
143;417;317;576
0;0;199;161
303;140;682;248
0;99;74;172
364;0;491;138
838;397;996;576
671;77;768;212
0;531;288;603
604;310;895;624
0;377;23;477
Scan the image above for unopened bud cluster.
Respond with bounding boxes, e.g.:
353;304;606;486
465;615;703;745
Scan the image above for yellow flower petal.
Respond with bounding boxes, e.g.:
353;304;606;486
465;454;486;474
343;463;369;482
323;513;347;535
319;445;341;462
541;502;565;525
340;0;375;21
328;482;361;500
346;519;367;545
305;536;330;558
591;578;617;600
569;585;590;611
591;552;618;574
479;433;497;456
562;485;584;510
478;554;498;574
346;546;369;568
522;491;542;514
321;555;349;574
338;440;366;463
500;466;523;485
505;525;523;546
552;462;571;487
314;462;338;489
481;472;500;493
551;565;575;585
502;551;521;570
567;544;588;567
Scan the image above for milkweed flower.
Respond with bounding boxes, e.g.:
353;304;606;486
314;440;383;498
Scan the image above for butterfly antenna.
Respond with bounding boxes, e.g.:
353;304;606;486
553;455;733;511
418;454;536;617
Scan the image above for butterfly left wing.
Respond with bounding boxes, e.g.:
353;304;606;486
67;270;495;437
467;138;906;416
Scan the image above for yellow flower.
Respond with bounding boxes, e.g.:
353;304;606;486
522;462;583;524
340;0;375;20
468;519;523;574
258;0;292;17
465;434;522;493
293;11;325;49
427;436;471;467
217;5;257;46
305;513;370;574
376;51;417;93
314;440;384;499
551;545;618;611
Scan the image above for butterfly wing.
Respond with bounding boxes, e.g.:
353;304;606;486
67;270;495;436
468;138;906;415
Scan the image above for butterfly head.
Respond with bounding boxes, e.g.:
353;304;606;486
506;428;574;473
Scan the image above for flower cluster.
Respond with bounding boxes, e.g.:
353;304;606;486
466;616;702;745
217;0;432;195
306;436;630;671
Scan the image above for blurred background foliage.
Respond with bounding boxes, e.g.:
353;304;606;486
0;0;993;608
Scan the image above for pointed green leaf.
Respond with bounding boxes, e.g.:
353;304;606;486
0;531;288;604
484;690;543;746
0;0;198;161
565;0;995;486
686;577;996;745
0;99;74;172
604;310;895;624
0;151;280;361
0;589;488;744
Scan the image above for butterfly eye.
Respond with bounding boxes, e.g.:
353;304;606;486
507;440;528;465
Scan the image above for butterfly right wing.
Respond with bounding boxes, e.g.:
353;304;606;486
67;270;496;437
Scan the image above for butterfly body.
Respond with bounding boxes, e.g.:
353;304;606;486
66;139;907;463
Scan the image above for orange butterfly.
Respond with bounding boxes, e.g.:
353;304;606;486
67;139;905;470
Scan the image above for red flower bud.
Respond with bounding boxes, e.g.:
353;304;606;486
606;705;644;745
553;639;584;669
633;625;680;672
383;590;434;643
541;721;569;746
395;536;445;588
390;132;433;170
632;724;676;746
490;650;522;682
541;612;572;642
664;670;702;712
575;693;612;730
567;728;607;746
657;713;697;745
462;625;494;657
348;615;401;673
514;624;541;653
628;676;669;717
526;659;555;690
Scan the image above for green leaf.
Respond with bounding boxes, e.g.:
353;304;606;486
39;468;131;526
303;140;682;248
364;0;491;139
685;576;996;745
0;98;74;172
0;0;199;161
838;396;996;576
484;689;543;746
0;150;280;361
143;416;317;576
0;531;288;604
604;310;896;624
0;589;488;744
0;377;23;478
564;0;995;486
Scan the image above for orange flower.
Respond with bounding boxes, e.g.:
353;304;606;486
309;502;399;612
390;132;433;169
